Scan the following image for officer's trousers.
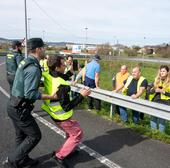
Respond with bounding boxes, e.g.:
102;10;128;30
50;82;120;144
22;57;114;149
6;74;15;93
7;101;41;163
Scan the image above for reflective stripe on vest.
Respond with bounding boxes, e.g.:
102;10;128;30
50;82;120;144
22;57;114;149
149;81;170;101
41;72;73;120
7;54;14;59
122;76;146;96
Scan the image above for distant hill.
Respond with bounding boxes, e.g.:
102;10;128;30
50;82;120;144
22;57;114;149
0;37;74;46
47;41;73;47
0;38;11;43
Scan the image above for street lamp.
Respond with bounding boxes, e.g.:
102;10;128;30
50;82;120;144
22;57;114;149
28;17;31;39
113;36;117;45
143;37;146;60
24;0;28;57
85;27;88;45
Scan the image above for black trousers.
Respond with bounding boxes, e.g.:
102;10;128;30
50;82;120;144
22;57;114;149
7;100;41;163
84;76;101;110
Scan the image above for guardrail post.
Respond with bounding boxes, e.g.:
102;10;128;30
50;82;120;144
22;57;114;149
110;104;114;118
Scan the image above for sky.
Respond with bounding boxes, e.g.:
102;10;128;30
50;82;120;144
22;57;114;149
1;0;170;46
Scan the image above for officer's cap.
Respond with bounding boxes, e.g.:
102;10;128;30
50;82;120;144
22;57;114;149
28;38;44;50
12;40;22;49
93;55;101;61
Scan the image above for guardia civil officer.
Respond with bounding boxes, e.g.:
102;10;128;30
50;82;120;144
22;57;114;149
3;38;57;168
6;40;24;92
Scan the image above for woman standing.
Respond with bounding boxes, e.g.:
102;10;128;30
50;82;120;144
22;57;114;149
149;65;170;132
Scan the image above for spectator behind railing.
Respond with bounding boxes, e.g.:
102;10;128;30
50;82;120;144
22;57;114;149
115;67;148;124
72;57;91;86
148;65;170;132
112;65;129;114
84;55;101;111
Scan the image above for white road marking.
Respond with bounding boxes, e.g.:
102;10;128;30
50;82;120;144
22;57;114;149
33;113;122;168
0;62;5;66
0;62;122;168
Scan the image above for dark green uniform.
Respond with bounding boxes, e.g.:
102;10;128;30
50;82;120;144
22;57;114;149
6;51;24;92
7;55;42;166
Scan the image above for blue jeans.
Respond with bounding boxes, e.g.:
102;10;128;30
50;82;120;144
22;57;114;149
119;106;139;124
150;116;165;132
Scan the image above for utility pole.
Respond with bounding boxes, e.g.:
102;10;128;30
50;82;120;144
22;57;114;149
42;30;45;41
24;0;28;58
28;18;31;39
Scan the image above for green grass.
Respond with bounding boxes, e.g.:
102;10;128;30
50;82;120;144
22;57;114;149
77;59;170;143
99;60;161;90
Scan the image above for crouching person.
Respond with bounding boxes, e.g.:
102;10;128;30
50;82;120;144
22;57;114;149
41;55;91;168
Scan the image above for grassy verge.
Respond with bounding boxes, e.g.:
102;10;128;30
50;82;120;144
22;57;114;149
77;59;170;143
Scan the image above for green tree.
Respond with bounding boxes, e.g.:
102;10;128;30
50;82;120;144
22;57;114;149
96;43;113;56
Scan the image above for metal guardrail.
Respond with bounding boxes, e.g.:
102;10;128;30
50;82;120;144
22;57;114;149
71;83;170;121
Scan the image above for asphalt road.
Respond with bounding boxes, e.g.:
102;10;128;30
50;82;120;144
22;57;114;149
0;56;170;168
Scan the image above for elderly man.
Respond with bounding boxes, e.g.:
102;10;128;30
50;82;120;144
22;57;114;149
115;67;148;123
113;65;129;91
112;65;129;114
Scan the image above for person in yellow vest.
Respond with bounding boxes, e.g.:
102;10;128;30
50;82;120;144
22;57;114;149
40;54;49;72
113;65;129;91
149;65;170;132
41;55;91;167
112;65;129;114
115;67;148;123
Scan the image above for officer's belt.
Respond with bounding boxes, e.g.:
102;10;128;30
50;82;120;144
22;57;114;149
11;96;33;108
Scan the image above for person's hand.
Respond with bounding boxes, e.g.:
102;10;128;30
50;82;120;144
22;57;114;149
95;86;100;89
155;88;164;94
131;94;137;99
51;93;58;100
113;89;118;93
80;87;91;97
72;81;77;86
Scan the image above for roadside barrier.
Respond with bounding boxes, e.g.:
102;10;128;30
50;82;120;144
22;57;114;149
71;83;170;121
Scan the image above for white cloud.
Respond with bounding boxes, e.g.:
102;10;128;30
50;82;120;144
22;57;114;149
0;0;170;45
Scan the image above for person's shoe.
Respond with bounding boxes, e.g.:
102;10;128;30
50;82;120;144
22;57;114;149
51;152;68;168
66;148;80;159
19;156;39;167
2;157;19;168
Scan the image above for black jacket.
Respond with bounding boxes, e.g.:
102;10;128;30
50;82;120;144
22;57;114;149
49;70;84;112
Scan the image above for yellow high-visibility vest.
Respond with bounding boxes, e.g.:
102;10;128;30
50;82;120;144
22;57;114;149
149;81;170;101
41;71;73;120
40;59;49;72
122;76;146;97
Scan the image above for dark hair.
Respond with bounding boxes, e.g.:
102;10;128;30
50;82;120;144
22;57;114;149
66;55;73;60
12;40;21;49
79;63;84;68
160;65;169;72
48;55;64;71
